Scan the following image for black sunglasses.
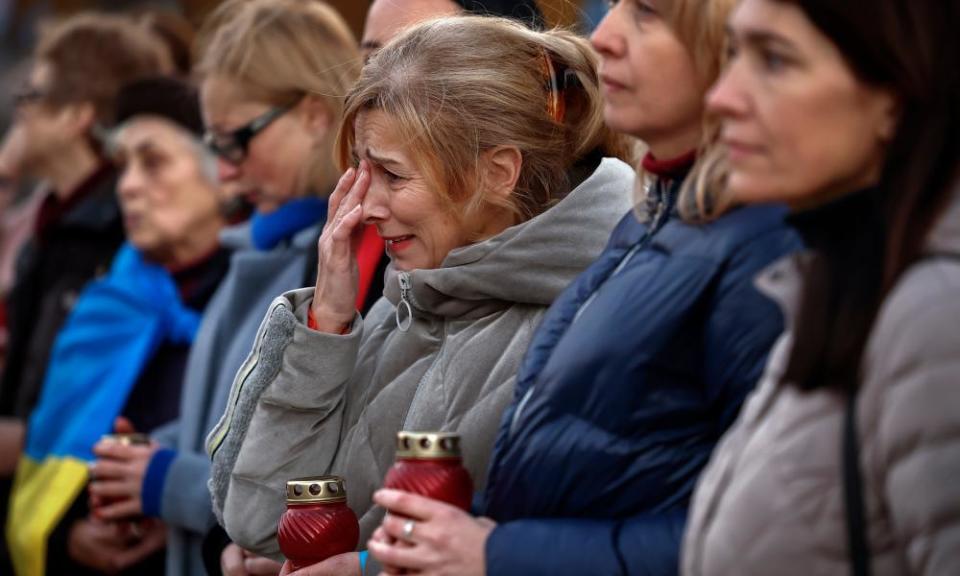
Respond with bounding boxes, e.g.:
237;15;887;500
204;105;291;164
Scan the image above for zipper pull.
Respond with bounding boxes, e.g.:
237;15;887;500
653;180;675;230
396;272;413;332
653;198;666;225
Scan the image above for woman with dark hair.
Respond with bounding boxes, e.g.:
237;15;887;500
683;0;960;574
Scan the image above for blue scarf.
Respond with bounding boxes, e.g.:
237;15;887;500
250;196;328;251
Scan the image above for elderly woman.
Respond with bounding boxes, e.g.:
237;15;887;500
207;15;635;575
8;76;229;576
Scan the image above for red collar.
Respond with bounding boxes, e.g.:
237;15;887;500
641;150;697;180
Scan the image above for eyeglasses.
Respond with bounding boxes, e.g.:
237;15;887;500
12;86;49;108
203;105;291;164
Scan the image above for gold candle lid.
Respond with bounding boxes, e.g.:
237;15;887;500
101;433;151;446
286;476;348;504
395;431;462;459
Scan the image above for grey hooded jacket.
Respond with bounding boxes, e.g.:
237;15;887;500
682;187;960;575
150;221;321;576
206;158;635;559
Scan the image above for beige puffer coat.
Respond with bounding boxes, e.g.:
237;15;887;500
682;189;960;576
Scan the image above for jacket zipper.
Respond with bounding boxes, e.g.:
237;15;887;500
206;300;276;456
401;320;448;429
396;272;414;332
571;180;676;324
509;180;677;438
395;272;446;428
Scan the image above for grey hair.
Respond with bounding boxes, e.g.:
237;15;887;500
189;136;220;184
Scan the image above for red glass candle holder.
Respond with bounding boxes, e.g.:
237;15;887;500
277;476;359;571
383;432;473;511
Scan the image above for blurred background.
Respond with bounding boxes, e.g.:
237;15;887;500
0;0;610;135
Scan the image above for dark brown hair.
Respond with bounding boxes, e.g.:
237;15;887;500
783;0;960;391
36;13;167;126
139;10;195;76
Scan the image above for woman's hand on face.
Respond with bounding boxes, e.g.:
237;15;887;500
368;489;494;576
279;551;360;576
310;162;371;333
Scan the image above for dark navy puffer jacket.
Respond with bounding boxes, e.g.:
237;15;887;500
481;176;803;576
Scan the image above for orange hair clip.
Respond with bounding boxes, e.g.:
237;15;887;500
541;50;566;124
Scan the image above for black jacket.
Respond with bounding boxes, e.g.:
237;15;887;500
0;165;122;574
0;164;124;420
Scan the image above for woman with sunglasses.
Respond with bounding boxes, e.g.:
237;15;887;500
85;2;381;576
366;1;802;574
208;15;636;576
683;0;960;574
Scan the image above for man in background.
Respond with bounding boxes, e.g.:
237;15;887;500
0;12;166;573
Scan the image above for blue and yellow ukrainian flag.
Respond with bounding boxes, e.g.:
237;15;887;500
7;245;200;575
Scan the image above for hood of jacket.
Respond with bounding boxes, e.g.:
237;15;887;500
382;157;636;319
